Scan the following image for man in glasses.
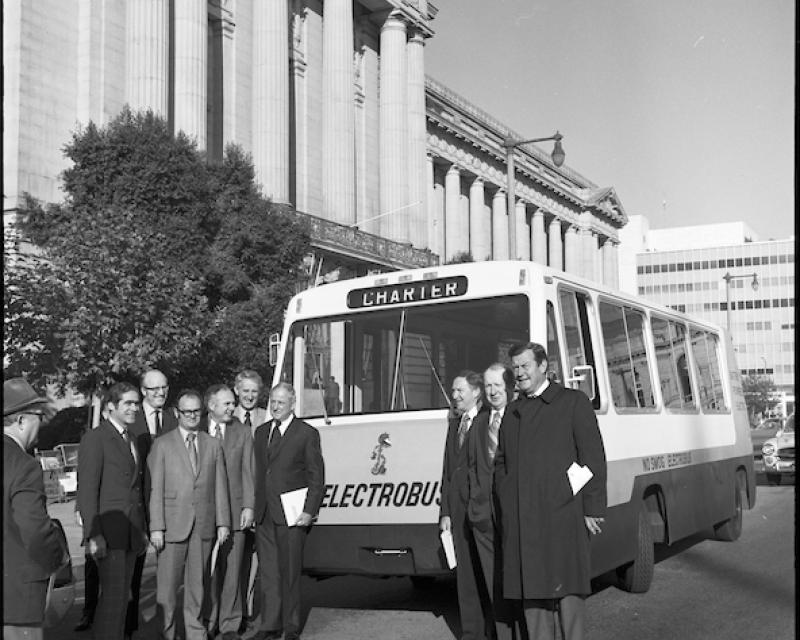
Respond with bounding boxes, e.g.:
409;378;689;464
148;389;230;640
77;382;149;640
4;378;68;640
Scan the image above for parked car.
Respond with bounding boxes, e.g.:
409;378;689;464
750;417;784;473
762;413;795;485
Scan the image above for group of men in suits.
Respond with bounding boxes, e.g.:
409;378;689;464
440;342;608;640
75;368;325;640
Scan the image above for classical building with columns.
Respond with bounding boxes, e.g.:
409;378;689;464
4;0;626;285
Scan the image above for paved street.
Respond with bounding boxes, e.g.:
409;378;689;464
45;481;794;640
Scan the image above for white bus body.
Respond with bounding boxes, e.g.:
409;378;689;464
272;261;755;590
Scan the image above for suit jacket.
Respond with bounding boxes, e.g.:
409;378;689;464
465;409;497;532
494;383;607;599
3;435;67;625
254;417;325;526
130;403;177;521
234;406;270;438
148;427;231;542
216;419;255;531
439;405;485;521
77;420;147;553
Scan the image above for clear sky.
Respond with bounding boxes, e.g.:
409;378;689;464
426;0;795;240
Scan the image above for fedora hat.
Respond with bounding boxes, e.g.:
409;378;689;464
3;377;49;416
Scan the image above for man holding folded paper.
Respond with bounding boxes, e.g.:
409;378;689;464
252;383;325;640
495;342;607;640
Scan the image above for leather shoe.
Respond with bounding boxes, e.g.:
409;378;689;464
252;632;282;640
221;632;240;640
74;614;92;631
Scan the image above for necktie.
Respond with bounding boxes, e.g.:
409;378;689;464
269;421;282;448
121;430;138;465
457;412;471;448
186;432;198;476
244;411;252;428
214;423;222;440
488;411;501;461
154;410;162;435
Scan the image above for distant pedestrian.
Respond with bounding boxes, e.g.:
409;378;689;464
324;376;341;414
4;378;69;640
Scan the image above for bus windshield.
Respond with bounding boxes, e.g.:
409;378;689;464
279;294;529;418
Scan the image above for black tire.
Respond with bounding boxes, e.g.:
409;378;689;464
617;506;654;593
409;576;436;590
714;477;743;542
766;472;782;486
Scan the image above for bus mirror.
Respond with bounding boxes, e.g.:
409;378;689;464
269;332;281;367
567;365;595;402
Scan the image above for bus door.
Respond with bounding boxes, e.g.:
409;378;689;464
557;288;601;409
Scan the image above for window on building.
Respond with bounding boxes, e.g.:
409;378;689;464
745;301;753;309
678;283;686;292
653;264;661;274
637;266;644;274
769;255;778;264
677;263;685;272
693;261;701;270
651;317;694;410
669;263;676;272
702;260;709;269
645;265;652;274
690;329;728;412
599;301;655;410
752;256;761;265
720;302;728;311
744;257;751;266
638;287;645;295
735;258;743;267
754;300;762;309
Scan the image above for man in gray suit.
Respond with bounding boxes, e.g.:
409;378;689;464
148;389;230;640
203;384;255;640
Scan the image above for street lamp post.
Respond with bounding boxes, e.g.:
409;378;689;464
722;271;759;333
502;132;564;259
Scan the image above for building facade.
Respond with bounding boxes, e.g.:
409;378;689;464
4;0;626;283
619;216;795;417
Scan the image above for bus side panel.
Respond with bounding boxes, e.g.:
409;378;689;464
303;524;447;577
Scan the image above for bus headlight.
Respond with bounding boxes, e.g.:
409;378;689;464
762;443;776;456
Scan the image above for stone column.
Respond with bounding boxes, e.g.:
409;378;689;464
379;13;408;241
322;0;355;225
608;240;620;289
602;239;615;287
492;190;508;260
126;0;168;116
253;0;289;202
593;233;603;284
531;209;547;265
564;224;580;275
585;230;599;283
469;178;490;261
432;162;445;260
515;200;529;260
173;0;207;147
444;165;461;261
548;217;563;270
407;29;427;247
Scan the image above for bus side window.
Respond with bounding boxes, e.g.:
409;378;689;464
546;301;563;384
690;328;728;412
652;317;695;410
558;289;600;408
599;301;656;410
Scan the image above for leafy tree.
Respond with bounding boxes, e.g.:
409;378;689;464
445;251;474;264
5;108;309;398
741;374;779;423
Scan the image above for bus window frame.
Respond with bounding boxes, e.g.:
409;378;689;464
649;313;699;415
554;285;607;413
596;294;660;415
688;325;731;415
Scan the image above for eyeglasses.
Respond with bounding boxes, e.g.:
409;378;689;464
144;386;169;392
177;409;202;417
23;410;46;417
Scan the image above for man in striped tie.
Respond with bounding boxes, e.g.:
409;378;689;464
439;371;485;640
466;363;519;639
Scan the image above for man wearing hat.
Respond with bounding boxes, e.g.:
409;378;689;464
3;377;69;640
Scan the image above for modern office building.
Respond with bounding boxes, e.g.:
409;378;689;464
619;215;795;417
4;0;626;284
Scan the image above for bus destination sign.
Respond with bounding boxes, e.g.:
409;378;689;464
347;276;468;309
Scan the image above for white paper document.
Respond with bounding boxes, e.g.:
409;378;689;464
567;462;593;495
280;487;308;526
210;538;220;575
440;530;457;569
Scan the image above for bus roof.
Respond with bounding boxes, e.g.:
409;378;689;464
287;261;725;335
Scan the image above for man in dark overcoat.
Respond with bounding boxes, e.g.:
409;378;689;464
494;342;607;640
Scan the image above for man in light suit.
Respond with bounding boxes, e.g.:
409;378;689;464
252;383;325;640
4;378;68;640
232;369;269;630
77;382;149;640
203;384;255;640
148;389;231;640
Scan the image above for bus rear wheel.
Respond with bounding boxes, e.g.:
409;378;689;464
714;476;744;541
617;506;654;593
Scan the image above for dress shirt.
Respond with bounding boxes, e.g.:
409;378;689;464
530;380;550;398
109;417;137;463
143;403;162;436
269;414;293;440
489;406;506;424
208;419;225;439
